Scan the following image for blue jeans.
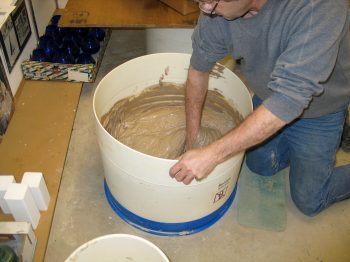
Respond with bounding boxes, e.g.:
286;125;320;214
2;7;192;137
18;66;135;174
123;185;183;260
246;96;350;216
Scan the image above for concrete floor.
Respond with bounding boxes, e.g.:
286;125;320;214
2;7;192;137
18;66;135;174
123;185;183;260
45;30;350;262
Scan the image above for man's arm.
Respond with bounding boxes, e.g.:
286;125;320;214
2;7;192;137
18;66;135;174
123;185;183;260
170;75;287;185
185;65;210;149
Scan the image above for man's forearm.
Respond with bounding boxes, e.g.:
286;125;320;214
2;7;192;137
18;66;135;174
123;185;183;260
208;105;287;165
185;66;210;149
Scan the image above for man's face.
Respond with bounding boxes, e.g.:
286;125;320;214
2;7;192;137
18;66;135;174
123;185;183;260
198;0;265;20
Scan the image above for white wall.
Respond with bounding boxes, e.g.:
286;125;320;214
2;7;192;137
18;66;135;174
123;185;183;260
30;0;56;36
1;0;56;95
57;0;68;9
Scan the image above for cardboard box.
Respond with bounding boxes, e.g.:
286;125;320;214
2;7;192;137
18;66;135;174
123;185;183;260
4;183;40;230
21;172;50;211
21;29;110;83
0;175;16;214
0;222;37;262
159;0;198;15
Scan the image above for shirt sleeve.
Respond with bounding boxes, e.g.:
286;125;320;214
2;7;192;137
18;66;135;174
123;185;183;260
264;0;349;123
190;14;231;72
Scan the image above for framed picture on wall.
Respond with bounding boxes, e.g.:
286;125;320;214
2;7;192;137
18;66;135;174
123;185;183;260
0;54;14;143
0;15;20;72
11;0;31;49
0;0;31;73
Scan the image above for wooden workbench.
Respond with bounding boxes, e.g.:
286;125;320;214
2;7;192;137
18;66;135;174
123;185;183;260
0;80;82;262
58;0;199;28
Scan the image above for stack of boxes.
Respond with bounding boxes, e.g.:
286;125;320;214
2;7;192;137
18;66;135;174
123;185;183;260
0;172;50;230
21;14;110;83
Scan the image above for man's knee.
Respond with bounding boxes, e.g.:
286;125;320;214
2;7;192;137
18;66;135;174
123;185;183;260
246;152;276;176
290;190;324;217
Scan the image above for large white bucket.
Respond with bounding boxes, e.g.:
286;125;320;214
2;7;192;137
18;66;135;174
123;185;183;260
93;53;252;235
65;234;169;262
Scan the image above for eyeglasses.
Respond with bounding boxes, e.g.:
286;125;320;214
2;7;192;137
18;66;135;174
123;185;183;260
195;0;221;16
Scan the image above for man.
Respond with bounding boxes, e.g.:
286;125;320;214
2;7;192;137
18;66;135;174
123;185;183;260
169;0;350;216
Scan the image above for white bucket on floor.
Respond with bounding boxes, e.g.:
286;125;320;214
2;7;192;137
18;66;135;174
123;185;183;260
93;53;252;235
65;234;169;262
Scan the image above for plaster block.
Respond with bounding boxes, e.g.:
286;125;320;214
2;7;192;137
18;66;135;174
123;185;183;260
21;172;50;211
0;175;16;214
4;183;40;229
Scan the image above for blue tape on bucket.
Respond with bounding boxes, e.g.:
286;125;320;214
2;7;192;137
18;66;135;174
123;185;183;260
104;180;236;236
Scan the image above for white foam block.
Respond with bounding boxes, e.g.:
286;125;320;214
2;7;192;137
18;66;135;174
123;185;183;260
4;183;40;229
0;175;16;214
21;172;50;211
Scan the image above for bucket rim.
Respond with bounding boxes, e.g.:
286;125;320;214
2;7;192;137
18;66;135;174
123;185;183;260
65;233;169;262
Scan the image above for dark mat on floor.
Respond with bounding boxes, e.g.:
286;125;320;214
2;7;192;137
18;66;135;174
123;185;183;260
237;161;287;232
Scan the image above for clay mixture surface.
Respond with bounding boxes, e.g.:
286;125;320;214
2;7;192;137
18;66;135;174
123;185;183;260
101;83;242;159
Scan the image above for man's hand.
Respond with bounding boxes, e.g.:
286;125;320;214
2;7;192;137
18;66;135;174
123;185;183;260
169;146;218;185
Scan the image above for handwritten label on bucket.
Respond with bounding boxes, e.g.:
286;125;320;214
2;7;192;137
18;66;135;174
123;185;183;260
213;177;231;203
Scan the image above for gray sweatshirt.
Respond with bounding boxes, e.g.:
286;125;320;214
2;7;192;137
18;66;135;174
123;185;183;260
190;0;350;123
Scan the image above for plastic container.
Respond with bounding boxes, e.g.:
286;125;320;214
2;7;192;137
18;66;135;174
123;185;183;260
65;234;169;262
93;53;252;235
